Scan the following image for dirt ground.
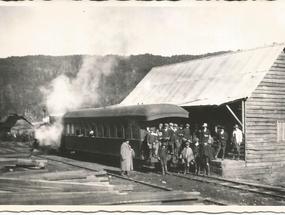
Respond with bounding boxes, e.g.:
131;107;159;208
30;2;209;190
73;152;285;205
1;140;285;205
129;171;285;205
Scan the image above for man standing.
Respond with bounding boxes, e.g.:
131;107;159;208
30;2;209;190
158;142;168;175
120;140;134;176
142;127;151;161
157;123;163;142
183;123;192;142
199;123;212;175
215;126;228;160
162;123;171;153
191;137;200;175
232;124;243;160
168;123;175;155
147;127;157;159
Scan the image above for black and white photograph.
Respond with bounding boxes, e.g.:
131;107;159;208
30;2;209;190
1;0;285;208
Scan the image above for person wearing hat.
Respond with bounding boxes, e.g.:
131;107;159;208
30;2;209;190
198;122;213;175
158;142;168;175
191;137;200;175
183;123;192;142
157;123;164;142
162;123;171;152
142;127;151;161
215;125;229;160
180;140;194;174
177;124;185;147
169;122;178;156
147;127;158;160
158;123;163;131
153;139;161;158
120;140;134;176
232;124;243;160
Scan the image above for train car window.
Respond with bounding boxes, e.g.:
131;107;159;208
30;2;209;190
75;123;80;136
104;124;109;138
69;123;72;135
83;127;88;137
132;125;140;140
85;123;90;136
110;125;116;138
97;124;103;137
79;127;84;137
88;122;93;136
140;128;147;141
91;123;97;137
83;123;87;136
65;123;70;135
66;123;70;135
75;128;80;136
125;125;131;139
94;125;97;137
117;125;123;138
121;126;125;139
71;124;75;136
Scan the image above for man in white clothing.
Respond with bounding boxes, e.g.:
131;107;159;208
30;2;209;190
232;124;243;160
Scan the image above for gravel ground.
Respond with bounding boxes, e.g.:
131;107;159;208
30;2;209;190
1;141;285;206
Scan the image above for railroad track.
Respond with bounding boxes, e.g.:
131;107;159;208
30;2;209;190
35;155;172;191
34;155;226;205
36;154;285;204
170;172;285;200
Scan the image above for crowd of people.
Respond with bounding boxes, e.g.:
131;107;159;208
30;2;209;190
120;122;243;176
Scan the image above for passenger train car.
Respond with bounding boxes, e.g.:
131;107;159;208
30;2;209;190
61;104;189;165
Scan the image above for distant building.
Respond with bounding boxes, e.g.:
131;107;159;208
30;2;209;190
121;44;285;182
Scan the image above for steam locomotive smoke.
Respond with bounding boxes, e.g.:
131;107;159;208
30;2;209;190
35;56;118;149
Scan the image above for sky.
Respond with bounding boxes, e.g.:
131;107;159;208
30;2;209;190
0;1;285;58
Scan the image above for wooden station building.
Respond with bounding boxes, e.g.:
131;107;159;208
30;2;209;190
120;44;285;182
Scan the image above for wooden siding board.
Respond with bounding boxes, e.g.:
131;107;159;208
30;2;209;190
246;121;276;125
249;93;285;99
246;102;285;107
264;74;285;79
246;106;285;111
246;148;285;152
254;86;285;91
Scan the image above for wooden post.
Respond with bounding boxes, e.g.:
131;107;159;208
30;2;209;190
242;99;247;165
242;100;245;133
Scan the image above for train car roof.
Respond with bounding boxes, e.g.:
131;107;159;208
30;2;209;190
64;104;189;121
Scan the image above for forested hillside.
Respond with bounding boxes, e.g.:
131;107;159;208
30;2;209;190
0;52;227;121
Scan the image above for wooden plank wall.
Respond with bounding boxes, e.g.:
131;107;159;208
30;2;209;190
245;51;285;168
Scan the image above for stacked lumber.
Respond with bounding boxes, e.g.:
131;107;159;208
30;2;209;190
0;189;200;205
0;141;31;156
0;155;120;204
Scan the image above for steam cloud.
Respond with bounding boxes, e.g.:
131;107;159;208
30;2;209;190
35;56;118;149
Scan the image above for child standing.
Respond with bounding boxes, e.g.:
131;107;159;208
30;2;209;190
180;140;194;174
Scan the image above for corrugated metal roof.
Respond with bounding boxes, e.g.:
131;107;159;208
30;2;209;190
121;44;284;107
64;104;189;121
